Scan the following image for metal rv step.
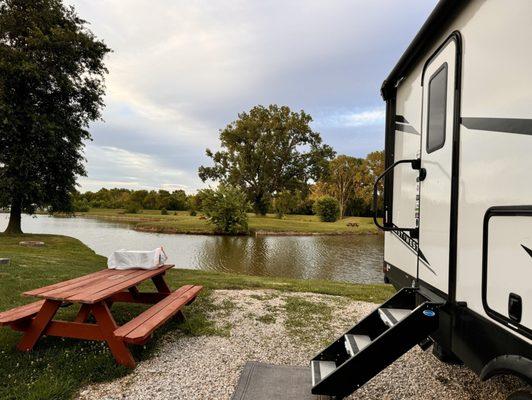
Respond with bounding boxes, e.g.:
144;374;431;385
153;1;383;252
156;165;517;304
344;334;371;357
311;360;336;387
378;307;411;327
310;287;443;399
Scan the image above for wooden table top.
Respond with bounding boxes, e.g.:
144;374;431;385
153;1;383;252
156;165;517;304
23;265;174;304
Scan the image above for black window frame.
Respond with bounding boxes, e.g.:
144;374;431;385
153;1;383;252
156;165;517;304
426;62;448;153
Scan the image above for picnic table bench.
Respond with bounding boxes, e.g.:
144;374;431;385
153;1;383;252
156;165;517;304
0;265;202;368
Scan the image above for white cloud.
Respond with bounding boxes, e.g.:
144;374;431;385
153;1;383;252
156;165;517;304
79;145;194;193
66;0;436;191
314;108;385;128
341;109;386;126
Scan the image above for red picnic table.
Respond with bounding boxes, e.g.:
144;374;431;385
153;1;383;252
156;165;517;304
0;265;202;368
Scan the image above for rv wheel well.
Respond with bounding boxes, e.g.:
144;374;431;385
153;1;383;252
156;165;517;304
480;355;532;385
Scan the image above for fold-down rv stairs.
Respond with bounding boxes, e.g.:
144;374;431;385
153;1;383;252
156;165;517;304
310;287;443;399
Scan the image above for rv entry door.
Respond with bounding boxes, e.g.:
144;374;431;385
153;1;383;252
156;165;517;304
418;39;457;295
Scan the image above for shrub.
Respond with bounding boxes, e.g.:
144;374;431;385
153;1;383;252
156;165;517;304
72;198;90;212
313;196;340;222
124;201;141;214
273;191;297;218
199;185;250;234
293;198;314;215
189;210;197;216
161;208;168;215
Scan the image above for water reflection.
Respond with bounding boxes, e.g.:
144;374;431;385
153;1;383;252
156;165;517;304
0;214;384;284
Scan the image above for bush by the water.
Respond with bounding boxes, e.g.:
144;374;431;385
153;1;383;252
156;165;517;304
72;198;90;212
161;208;168;215
200;185;250;234
313;196;340;222
124;201;141;214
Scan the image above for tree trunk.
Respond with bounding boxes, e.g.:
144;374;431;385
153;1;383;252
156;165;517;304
4;199;22;234
253;193;268;216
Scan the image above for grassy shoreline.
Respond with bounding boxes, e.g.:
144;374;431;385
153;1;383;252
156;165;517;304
76;208;380;236
0;233;392;399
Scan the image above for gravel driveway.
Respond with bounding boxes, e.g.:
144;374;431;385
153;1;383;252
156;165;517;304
77;289;522;400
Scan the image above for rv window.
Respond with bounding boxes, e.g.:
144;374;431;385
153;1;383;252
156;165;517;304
427;63;448;153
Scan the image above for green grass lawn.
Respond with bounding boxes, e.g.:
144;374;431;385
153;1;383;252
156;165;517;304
0;233;393;399
79;208;380;235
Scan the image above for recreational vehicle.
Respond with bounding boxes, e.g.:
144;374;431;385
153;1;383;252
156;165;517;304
310;1;532;398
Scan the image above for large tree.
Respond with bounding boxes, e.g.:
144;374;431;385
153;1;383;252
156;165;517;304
0;0;110;233
313;150;385;217
198;105;335;215
324;155;365;218
359;150;385;212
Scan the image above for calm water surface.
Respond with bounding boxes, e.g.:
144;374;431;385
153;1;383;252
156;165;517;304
0;214;384;284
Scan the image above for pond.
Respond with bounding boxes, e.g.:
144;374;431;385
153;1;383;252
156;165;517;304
0;214;384;284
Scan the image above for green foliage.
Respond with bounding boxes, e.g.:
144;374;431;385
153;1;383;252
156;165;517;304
160;208;168;215
74;188;191;211
314;150;385;218
187;193;201;214
273;190;297;218
72;198;90;212
313;196;340;222
199;185;250;234
198;104;335;215
326;155;365;218
0;0;111;233
124;201;141;214
359;150;385;214
190;210;197;216
292;198;314;215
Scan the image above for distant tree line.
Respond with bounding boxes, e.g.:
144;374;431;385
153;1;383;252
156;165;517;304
71;149;383;219
71;189;190;213
71;104;384;223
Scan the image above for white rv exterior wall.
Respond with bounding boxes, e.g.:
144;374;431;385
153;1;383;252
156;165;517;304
388;0;532;344
453;0;532;343
384;65;423;282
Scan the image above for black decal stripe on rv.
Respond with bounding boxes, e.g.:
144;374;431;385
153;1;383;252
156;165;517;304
395;123;420;135
395;115;409;124
521;244;532;259
462;117;532;136
418;249;430;266
390;227;437;275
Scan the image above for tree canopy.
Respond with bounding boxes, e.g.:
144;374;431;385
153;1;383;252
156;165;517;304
0;0;110;233
198;105;335;214
72;188;190;211
324;155;365;218
313;151;385;218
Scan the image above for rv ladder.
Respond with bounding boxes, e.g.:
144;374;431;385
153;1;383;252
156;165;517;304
310;287;443;399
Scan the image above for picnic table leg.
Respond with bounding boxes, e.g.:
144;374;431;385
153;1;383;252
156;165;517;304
91;302;136;368
152;275;171;294
17;300;61;351
74;304;92;323
174;310;185;323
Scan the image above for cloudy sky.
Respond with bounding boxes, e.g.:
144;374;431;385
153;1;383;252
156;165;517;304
68;0;437;193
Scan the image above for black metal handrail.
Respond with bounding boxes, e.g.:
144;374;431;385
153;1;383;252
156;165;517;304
373;158;420;235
